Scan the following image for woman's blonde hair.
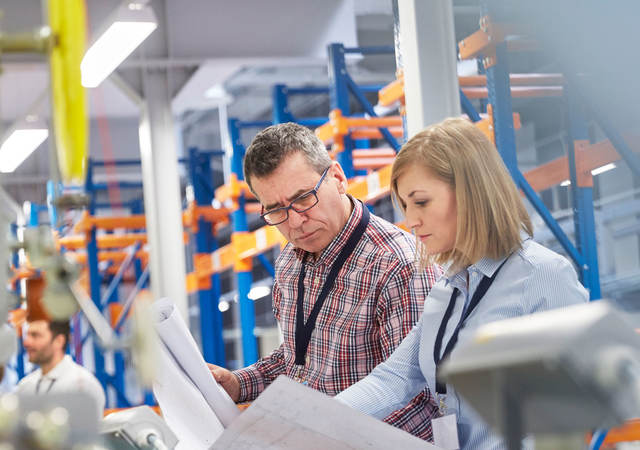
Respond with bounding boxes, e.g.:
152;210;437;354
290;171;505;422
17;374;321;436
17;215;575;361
391;117;533;271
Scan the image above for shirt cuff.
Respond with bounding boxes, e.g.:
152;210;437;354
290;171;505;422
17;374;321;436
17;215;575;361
232;365;266;403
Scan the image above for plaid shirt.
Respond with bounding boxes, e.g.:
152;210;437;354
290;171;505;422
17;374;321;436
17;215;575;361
234;198;441;440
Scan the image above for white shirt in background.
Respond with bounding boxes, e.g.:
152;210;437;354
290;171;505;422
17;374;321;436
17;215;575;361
15;355;106;419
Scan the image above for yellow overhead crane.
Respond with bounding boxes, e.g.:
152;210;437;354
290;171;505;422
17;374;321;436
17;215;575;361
0;0;88;184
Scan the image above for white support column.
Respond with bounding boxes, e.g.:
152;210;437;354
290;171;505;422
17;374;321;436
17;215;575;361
138;69;189;321
398;0;460;138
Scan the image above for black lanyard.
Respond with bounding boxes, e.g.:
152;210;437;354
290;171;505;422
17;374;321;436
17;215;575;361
36;377;56;394
294;205;370;366
433;257;509;395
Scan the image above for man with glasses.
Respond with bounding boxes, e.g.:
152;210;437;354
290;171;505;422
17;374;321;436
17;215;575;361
210;123;440;440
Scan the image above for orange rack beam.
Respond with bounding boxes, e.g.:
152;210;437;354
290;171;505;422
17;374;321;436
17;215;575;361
58;232;189;250
463;86;563;99
350;127;404;140
457;16;533;63
316;109;404;147
352;148;397;159
73;212;146;233
67;250;149;265
593;419;640;447
213;173;256;206
346;165;393;204
379;76;562;108
378;76;405;107
523;136;639;192
73;205;229;234
459;73;564;87
354;158;395;171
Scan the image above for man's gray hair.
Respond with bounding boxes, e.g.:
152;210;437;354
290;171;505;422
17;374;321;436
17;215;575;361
243;122;332;190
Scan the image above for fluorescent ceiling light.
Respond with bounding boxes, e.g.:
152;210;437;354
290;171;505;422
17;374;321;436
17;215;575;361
81;2;157;88
591;163;616;176
0;128;49;173
248;285;271;301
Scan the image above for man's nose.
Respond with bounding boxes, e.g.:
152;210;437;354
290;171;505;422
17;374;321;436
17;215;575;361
287;208;306;228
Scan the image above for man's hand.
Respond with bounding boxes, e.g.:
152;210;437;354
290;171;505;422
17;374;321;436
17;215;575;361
207;363;240;402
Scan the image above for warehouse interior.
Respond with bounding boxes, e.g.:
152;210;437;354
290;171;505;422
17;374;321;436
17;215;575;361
0;0;639;449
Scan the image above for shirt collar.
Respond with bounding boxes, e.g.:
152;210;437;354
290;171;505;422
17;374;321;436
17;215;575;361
443;235;531;286
44;354;73;380
443;254;508;288
294;195;362;267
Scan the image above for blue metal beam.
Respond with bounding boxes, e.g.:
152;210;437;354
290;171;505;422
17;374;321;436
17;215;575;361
113;267;150;333
272;85;295;124
343;45;395;55
459;89;482;122
297;117;331;128
257;254;275;278
591;108;640;179
100;242;141;309
486;43;518;176
344;73;401;152
91;159;142;167
188;147;226;366
92;182;144;191
514;171;584;268
566;87;601;299
229;118;258;366
328;42;355;178
237;120;272;129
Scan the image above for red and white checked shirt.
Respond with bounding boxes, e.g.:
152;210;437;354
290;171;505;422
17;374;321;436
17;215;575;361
233;198;441;440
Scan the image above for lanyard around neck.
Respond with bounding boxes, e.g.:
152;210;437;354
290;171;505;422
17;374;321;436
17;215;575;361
36;376;57;394
433;257;509;395
294;205;370;366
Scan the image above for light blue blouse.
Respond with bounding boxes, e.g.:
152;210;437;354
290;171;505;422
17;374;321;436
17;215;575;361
336;238;589;449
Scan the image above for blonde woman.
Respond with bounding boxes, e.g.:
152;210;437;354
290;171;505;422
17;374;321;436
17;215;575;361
336;118;588;449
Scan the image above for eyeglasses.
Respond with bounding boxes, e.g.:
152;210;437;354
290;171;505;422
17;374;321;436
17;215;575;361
260;166;330;225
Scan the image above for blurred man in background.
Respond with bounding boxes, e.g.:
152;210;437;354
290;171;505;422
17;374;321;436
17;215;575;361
15;319;105;419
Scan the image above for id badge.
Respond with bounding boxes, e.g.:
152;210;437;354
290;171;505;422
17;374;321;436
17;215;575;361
432;414;460;450
292;365;308;385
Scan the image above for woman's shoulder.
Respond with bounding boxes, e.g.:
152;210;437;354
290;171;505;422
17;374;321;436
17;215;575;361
513;238;573;272
512;239;588;306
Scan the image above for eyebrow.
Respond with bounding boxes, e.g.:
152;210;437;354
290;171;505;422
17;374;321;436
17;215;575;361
264;186;314;211
407;190;428;198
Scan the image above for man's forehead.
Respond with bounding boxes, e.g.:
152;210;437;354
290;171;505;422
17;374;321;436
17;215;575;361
254;162;320;206
27;320;49;333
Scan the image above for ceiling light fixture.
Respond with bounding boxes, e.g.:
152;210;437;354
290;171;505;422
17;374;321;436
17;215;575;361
0;116;49;173
81;1;157;88
590;163;616;176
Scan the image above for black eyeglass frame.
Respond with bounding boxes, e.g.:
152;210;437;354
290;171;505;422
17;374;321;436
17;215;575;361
260;166;330;225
